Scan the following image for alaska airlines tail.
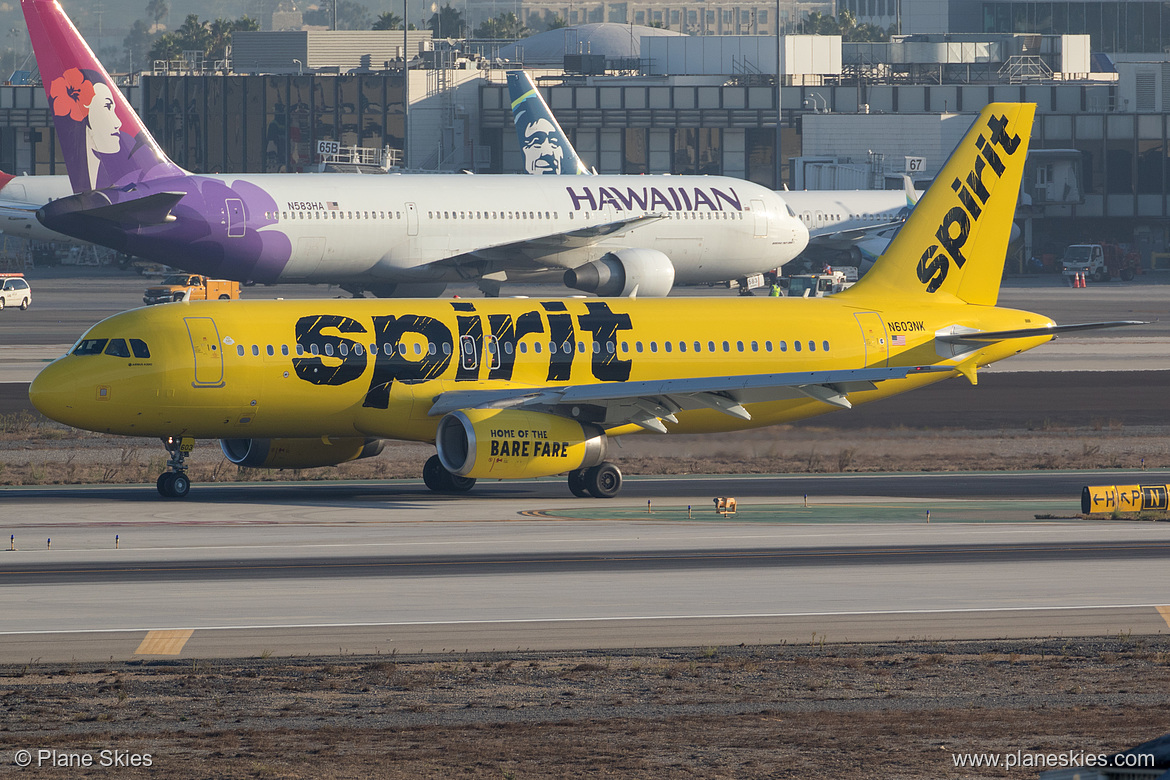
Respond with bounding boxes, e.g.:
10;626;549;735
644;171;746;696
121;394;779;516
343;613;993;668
507;71;589;176
21;0;184;193
845;103;1034;307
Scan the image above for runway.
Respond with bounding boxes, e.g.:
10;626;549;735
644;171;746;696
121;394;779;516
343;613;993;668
3;473;1170;662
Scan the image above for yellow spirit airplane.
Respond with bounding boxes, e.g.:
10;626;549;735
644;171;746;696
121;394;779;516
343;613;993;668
29;103;1138;499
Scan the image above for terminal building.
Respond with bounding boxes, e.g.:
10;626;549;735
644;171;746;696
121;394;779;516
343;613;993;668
2;2;1170;268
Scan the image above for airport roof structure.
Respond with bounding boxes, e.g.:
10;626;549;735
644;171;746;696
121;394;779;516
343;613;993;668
496;22;685;66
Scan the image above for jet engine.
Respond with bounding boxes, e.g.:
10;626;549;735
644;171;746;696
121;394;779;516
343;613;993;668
220;437;384;469
564;248;675;297
436;409;607;479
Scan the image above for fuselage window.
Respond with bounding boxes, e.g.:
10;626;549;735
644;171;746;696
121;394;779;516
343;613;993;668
534;342;542;354
323;344;332;357
519;342;528;354
296;344;305;356
578;341;586;353
398;343;407;356
663;341;672;353
635;342;644;353
679;341;686;353
428;343;437;355
504;342;513;355
267;345;275;356
592;342;599;354
722;341;730;352
708;341;715;352
822;341;830;351
780;341;787;352
765;341;773;352
282;344;290;356
353;344;362;356
414;343;422;355
383;344;392;356
650;342;658;353
693;341;701;352
549;342;557;354
606;341;615;354
338;343;348;356
237;345;245;356
253;345;261;356
104;338;130;358
621;342;629;353
309;344;319;356
794;341;802;352
737;341;744;352
809;341;816;352
751;341;758;352
129;339;150;358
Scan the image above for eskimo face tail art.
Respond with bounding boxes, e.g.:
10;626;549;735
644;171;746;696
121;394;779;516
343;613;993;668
24;0;183;193
507;71;589;176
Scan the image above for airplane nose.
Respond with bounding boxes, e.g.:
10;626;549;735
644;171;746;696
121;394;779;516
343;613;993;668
29;358;81;427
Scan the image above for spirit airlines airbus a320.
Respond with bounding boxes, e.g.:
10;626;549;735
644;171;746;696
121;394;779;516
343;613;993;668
20;0;807;297
30;103;1140;499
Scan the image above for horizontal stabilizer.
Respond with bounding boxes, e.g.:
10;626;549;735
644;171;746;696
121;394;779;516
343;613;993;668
72;191;185;226
936;320;1146;344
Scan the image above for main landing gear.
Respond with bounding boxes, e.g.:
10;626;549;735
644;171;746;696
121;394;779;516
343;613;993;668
157;436;194;499
567;462;622;499
422;454;476;493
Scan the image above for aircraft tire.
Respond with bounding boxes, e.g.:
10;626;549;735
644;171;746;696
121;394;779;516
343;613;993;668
157;473;171;497
422;455;446;491
567;469;592;498
584;462;622;499
446;473;476;492
169;473;191;499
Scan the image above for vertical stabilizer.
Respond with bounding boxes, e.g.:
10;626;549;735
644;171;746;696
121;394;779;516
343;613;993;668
21;0;185;193
507;71;589;176
844;103;1034;306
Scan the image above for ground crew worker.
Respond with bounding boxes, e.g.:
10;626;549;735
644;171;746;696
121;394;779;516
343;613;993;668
769;281;783;297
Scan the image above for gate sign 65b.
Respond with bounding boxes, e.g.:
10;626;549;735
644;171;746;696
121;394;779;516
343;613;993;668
318;140;340;156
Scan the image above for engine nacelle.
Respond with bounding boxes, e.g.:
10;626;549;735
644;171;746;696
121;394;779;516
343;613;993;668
220;437;384;469
564;248;675;297
436;409;607;479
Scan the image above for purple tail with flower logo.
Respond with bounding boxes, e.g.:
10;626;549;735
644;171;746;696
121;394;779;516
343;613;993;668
22;0;184;193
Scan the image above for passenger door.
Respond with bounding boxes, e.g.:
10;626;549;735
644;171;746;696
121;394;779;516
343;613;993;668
185;316;225;387
854;312;889;368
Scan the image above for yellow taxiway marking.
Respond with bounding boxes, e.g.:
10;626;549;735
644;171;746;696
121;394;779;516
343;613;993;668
1157;606;1170;629
134;629;194;656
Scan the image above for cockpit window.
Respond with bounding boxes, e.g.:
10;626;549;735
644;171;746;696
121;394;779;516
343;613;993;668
130;339;150;358
105;338;131;358
73;338;108;355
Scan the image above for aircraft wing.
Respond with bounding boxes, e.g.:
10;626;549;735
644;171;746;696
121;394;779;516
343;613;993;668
442;212;666;270
808;219;905;250
0;198;40;214
427;364;950;433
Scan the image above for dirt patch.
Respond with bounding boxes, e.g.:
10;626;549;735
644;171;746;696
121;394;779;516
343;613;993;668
3;639;1168;778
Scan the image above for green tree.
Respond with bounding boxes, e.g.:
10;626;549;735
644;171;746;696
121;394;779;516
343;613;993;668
147;14;258;64
542;12;567;30
427;4;466;38
473;11;529;39
123;19;157;69
372;11;403;30
304;1;373;30
146;0;169;29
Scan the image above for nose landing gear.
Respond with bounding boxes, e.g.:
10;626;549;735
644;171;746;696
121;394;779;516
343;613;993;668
157;436;194;498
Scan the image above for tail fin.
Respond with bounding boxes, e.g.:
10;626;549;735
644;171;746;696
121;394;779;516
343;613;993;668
902;174;919;207
506;70;589;176
21;0;184;193
844;103;1034;306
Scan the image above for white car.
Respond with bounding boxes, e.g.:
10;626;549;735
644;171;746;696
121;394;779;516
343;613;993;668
0;275;31;310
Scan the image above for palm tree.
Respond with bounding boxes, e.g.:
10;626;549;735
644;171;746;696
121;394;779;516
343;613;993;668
373;11;403;30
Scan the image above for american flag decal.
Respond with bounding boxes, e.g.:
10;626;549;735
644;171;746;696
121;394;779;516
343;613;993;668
327;202;339;210
891;335;907;346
